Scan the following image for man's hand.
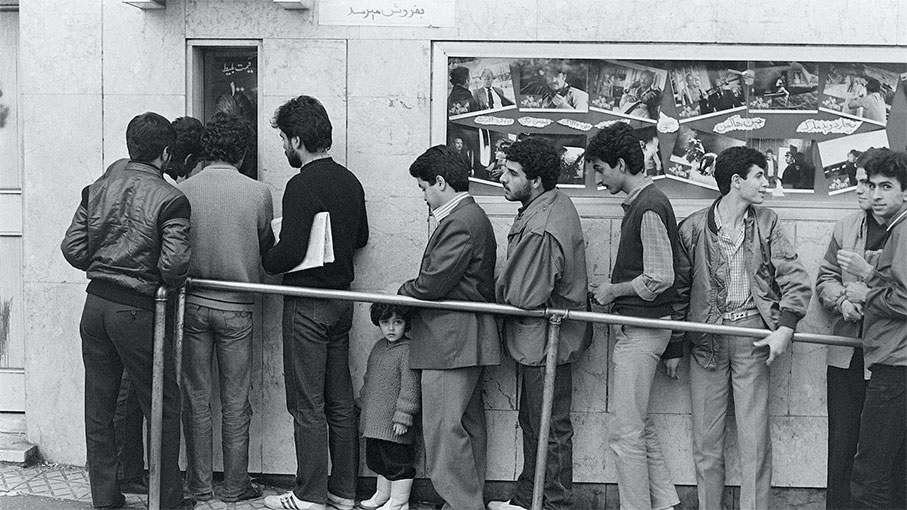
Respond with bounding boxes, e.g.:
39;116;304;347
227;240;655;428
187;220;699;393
663;358;681;380
590;281;619;306
393;423;408;436
840;299;863;322
844;281;870;305
753;326;794;366
837;249;874;279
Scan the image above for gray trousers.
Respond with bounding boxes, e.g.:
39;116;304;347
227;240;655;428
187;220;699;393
421;366;487;510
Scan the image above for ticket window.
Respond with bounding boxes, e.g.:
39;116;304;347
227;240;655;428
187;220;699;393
192;45;259;180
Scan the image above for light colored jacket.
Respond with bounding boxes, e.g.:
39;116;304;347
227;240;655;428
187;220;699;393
673;199;812;369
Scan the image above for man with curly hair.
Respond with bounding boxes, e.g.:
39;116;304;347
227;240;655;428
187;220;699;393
585;123;681;510
488;138;591;510
177;112;275;503
673;146;810;510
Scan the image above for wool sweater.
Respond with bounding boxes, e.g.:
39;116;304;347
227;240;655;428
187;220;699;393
360;337;421;445
177;164;274;311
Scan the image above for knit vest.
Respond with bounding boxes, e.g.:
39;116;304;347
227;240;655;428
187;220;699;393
611;185;679;318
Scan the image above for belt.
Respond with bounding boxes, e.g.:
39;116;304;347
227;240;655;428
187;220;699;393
721;309;760;321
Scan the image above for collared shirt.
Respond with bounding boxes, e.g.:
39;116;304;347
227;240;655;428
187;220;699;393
714;203;753;312
432;192;470;223
621;180;674;301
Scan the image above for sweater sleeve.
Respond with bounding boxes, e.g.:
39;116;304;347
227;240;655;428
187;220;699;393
262;176;318;274
392;343;421;427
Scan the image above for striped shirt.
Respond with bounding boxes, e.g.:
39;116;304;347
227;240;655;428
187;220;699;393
714;205;753;312
432;192;470;223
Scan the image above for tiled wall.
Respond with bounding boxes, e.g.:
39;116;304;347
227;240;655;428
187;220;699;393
20;0;897;487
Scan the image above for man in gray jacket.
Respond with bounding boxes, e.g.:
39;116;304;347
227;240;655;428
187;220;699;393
673;146;811;510
61;112;193;510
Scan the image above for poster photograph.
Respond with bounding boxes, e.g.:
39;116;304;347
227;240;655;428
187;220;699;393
472;129;516;183
588;60;667;122
667;125;745;190
637;125;665;179
516;58;590;112
748;61;820;112
820;63;903;126
818;129;890;195
670;61;747;121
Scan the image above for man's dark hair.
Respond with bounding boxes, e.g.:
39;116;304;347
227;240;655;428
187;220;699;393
584;123;644;175
126;112;176;163
270;95;332;153
169;116;204;178
714;146;768;196
866;78;881;94
856;147;882;169
201;113;254;166
865;148;907;191
370;302;413;329
409;145;470;192
450;66;469;86
504;138;561;191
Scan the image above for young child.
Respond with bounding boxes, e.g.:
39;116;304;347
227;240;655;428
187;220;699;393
357;303;421;510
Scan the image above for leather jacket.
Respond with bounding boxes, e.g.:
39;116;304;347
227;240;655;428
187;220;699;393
61;161;191;297
673;199;811;369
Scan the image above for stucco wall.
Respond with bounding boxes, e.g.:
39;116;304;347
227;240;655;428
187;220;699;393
19;0;907;487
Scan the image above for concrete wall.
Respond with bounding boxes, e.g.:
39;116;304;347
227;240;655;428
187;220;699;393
19;0;907;487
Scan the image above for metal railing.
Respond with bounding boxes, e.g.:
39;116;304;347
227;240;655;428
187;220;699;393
147;278;859;510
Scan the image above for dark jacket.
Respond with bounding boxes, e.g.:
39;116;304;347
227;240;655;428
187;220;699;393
61;161;191;307
398;196;501;370
673;199;811;369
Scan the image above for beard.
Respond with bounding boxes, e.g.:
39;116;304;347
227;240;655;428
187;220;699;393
285;147;302;168
505;180;533;202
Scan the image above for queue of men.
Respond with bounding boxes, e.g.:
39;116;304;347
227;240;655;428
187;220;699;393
61;96;906;510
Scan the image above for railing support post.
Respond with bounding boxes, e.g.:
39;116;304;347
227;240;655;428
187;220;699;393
149;286;168;510
173;286;186;386
531;313;563;510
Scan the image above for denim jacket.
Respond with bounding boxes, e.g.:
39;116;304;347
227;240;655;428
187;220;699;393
673;199;812;369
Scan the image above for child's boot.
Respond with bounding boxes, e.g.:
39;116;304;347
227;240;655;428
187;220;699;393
357;476;391;510
377;478;412;510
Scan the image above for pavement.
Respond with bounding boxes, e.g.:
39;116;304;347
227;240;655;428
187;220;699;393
0;462;443;510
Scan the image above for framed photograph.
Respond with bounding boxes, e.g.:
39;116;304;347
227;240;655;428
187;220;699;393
748;62;820;112
817;129;890;195
669;61;747;122
589;60;667;123
516;58;589;112
820;63;903;126
667;125;746;190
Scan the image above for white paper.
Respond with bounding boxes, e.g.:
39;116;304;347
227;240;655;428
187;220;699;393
271;212;335;273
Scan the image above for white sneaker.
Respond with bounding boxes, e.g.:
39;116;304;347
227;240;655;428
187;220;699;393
487;501;527;510
264;491;325;510
327;492;355;510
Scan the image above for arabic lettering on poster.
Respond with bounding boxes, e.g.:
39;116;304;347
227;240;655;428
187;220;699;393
349;4;426;20
222;61;255;77
712;114;766;134
796;118;862;135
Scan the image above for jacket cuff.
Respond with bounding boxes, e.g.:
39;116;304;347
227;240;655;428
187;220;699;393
778;310;801;331
661;340;684;359
393;411;413;427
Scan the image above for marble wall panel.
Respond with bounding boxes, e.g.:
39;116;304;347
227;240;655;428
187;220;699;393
102;1;186;96
185;0;359;40
572;325;609;413
24;283;88;465
19;1;101;95
583;219;611;278
101;95;187;169
348;40;431;99
261;39;347;101
572;412;614;483
771;416;827;487
789;340;827;417
455;0;537;41
347;96;430;157
346;153;426;202
485;410;520;480
22;94;102;284
351;197;429;293
715;0;900;45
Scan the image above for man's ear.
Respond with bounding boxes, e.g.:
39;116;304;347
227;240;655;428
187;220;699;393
290;135;302;151
435;175;447;190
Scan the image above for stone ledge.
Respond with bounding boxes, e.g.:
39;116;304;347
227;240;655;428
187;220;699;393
0;433;38;464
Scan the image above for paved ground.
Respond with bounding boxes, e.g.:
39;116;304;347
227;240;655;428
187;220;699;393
0;462;440;509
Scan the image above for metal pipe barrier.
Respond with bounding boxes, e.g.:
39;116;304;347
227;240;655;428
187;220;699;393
148;278;860;510
149;287;168;510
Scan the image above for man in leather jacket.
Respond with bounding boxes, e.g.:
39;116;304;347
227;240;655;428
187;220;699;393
61;112;193;510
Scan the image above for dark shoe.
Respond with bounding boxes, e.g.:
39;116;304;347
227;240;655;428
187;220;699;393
93;493;126;509
192;492;213;502
164;497;196;509
119;475;149;495
221;483;263;503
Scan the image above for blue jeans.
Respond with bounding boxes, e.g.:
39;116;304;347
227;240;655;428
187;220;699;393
181;302;254;500
80;294;184;509
851;365;907;509
283;297;358;504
